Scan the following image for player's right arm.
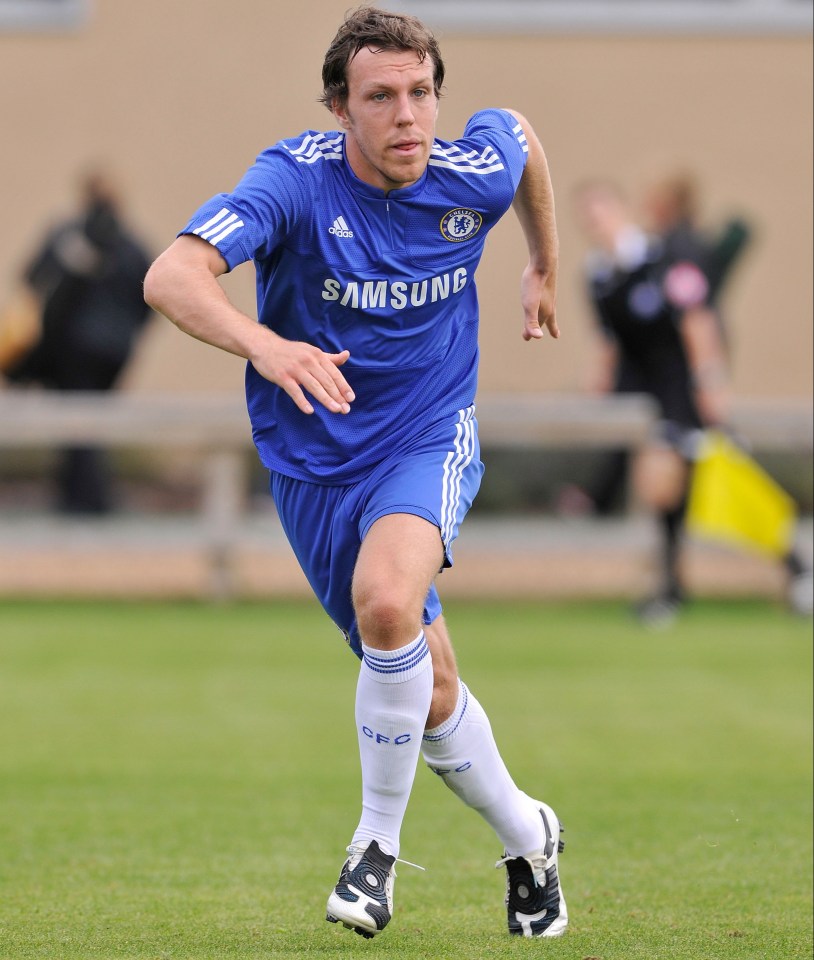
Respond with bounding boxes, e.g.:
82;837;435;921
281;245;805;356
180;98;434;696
144;234;354;415
681;305;730;427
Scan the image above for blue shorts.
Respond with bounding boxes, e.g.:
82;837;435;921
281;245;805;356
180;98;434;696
269;405;483;659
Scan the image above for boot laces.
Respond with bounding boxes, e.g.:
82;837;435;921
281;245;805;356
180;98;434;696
495;851;549;886
346;844;426;874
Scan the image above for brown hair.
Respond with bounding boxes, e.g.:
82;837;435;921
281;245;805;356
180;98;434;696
320;5;445;110
644;171;701;229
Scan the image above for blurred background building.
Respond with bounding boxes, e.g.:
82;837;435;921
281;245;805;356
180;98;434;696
1;0;811;400
0;0;811;600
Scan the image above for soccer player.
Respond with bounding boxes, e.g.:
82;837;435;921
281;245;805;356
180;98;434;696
144;5;566;939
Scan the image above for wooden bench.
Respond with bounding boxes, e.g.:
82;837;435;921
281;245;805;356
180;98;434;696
0;390;809;597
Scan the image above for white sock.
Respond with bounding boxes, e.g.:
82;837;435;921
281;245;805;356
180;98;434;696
421;679;544;856
351;632;433;859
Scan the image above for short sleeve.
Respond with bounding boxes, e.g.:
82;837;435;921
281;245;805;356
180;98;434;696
663;260;711;311
178;144;307;271
460;108;529;193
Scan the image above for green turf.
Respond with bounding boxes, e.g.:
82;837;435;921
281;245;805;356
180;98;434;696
0;598;810;959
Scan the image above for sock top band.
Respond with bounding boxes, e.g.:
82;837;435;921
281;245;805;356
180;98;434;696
361;632;431;683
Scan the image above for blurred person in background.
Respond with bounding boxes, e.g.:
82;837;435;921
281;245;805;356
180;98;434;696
570;179;810;624
560;171;753;519
641;169;752;313
2;169;152;514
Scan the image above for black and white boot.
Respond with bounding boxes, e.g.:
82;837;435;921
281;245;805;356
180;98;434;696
326;840;396;939
496;801;568;938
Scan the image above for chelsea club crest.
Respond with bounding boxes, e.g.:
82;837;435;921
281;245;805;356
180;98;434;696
440;208;483;242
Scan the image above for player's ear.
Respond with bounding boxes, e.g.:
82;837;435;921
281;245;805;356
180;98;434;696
332;98;351;130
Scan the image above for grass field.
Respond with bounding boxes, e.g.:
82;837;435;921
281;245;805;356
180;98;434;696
0;598;811;960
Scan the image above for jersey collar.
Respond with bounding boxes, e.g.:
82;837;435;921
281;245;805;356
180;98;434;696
338;134;430;201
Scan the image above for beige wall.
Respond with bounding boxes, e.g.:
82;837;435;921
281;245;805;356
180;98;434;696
1;1;811;398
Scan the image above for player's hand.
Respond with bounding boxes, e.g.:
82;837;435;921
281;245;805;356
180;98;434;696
520;263;559;342
249;332;354;415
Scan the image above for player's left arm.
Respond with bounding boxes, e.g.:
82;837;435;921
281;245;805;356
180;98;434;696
663;256;730;426
503;109;559;342
681;305;730;426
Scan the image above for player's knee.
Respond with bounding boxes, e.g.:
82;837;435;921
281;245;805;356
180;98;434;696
354;588;420;649
633;445;688;511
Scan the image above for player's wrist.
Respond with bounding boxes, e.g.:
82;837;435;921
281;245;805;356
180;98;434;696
691;363;727;390
244;322;282;366
526;253;558;277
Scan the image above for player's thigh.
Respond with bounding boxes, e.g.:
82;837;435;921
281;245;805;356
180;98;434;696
352;512;445;634
356;407;483;573
351;414;482;636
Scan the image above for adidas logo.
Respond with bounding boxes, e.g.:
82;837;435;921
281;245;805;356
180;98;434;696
328;215;354;239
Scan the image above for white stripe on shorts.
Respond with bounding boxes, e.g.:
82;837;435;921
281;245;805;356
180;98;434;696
440;405;476;548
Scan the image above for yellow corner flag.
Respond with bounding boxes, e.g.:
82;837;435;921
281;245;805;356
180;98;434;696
686;430;797;559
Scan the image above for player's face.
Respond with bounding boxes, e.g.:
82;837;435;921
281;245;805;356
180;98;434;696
333;46;438;193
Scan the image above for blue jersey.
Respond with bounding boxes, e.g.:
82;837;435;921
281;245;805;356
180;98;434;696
180;108;528;483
